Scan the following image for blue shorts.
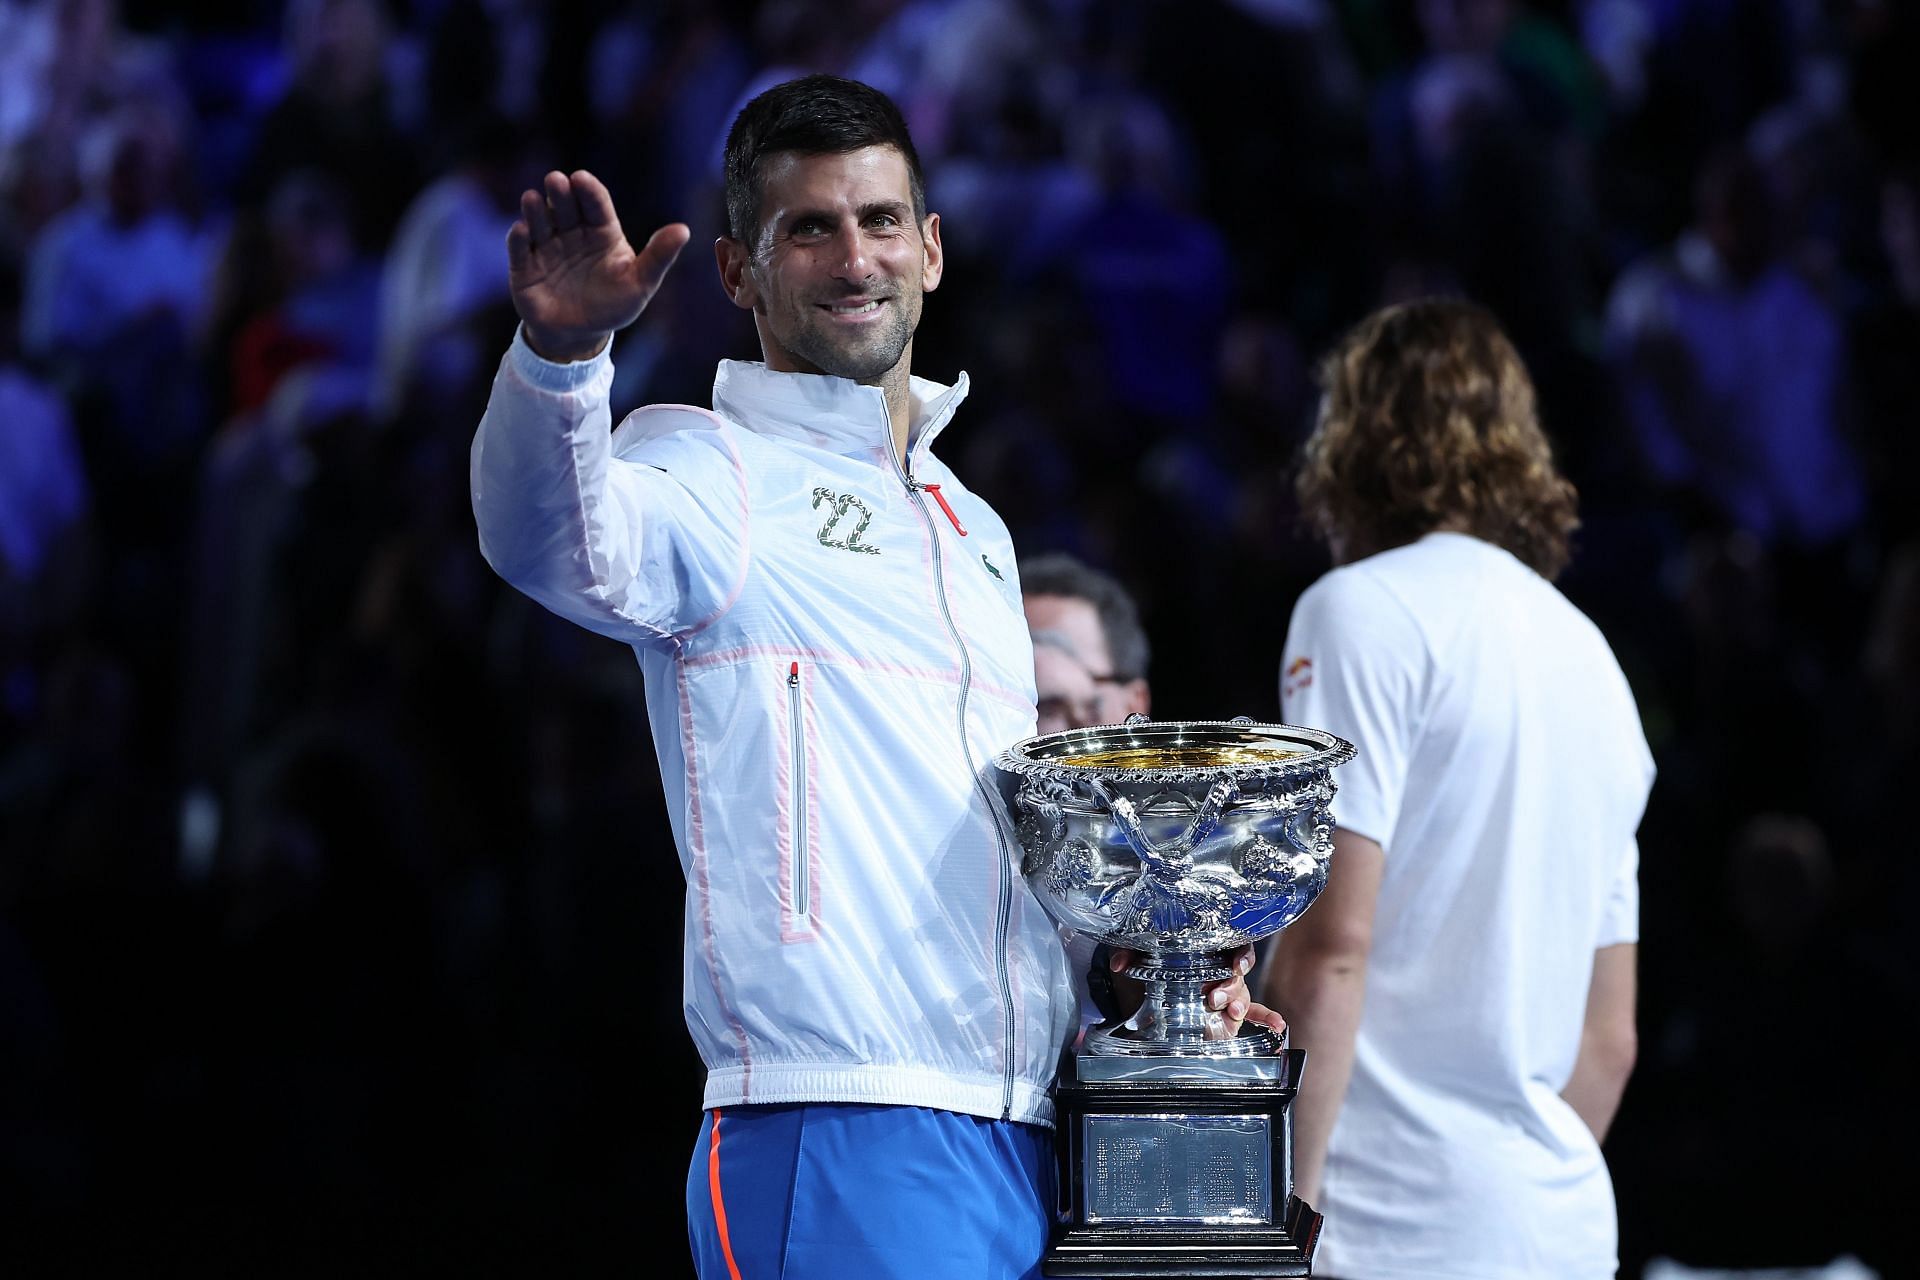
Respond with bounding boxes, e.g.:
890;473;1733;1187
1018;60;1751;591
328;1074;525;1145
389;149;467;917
685;1102;1054;1279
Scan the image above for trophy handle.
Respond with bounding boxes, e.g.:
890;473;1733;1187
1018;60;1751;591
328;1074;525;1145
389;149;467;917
1090;775;1240;878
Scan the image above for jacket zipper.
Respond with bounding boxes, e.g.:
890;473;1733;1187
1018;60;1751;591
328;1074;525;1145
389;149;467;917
786;660;809;932
921;483;968;536
895;453;1018;1120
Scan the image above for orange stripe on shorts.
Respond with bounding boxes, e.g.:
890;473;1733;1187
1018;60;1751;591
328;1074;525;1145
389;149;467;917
708;1109;745;1280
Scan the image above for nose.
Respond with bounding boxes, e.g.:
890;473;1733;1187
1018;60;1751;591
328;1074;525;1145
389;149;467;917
830;224;872;282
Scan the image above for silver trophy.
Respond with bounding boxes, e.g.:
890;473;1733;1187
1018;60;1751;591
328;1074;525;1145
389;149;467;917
994;716;1355;1277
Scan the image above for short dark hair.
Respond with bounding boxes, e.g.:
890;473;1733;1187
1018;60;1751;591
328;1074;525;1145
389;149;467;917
722;74;927;245
1020;552;1151;681
1297;298;1579;579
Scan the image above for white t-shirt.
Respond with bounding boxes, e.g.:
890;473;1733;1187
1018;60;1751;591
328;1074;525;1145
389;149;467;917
1280;532;1653;1280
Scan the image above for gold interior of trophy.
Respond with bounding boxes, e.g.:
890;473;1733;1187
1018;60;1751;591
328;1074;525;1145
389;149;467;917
1054;744;1308;769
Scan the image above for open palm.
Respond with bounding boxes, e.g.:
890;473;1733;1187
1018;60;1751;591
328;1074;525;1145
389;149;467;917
507;169;690;362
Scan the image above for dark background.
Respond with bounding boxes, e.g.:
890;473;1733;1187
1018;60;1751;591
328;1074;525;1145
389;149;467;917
2;0;1916;1274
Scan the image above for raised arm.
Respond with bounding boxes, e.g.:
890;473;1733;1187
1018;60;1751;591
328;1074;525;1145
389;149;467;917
473;172;743;645
508;169;689;362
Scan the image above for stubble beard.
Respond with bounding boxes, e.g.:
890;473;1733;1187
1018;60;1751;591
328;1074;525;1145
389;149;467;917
780;296;919;383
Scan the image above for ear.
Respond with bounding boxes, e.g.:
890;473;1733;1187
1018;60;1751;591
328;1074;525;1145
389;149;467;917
919;211;943;293
714;236;758;311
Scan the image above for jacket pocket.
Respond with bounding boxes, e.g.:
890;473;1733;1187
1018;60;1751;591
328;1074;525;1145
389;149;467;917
780;660;820;941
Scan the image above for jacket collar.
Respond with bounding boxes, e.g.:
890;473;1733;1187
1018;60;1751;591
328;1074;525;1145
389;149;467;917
711;359;971;469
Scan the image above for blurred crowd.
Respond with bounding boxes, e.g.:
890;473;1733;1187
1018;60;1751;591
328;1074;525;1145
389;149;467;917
1;0;1914;1273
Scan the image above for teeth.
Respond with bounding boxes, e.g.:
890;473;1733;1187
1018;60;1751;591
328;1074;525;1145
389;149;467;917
829;301;880;314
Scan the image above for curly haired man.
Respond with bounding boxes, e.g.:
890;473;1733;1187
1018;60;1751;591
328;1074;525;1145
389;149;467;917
1262;299;1654;1280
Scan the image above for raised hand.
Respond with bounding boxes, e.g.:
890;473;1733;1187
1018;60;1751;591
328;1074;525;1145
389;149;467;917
507;169;691;363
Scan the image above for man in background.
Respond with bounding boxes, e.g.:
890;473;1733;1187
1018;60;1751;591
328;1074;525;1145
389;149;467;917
1020;551;1151;736
1261;299;1650;1280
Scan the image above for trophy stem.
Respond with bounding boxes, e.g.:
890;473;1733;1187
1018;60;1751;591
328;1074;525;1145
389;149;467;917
1128;953;1235;1046
1083;951;1284;1058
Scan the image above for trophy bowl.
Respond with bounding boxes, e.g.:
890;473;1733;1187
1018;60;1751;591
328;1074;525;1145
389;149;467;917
994;717;1355;1060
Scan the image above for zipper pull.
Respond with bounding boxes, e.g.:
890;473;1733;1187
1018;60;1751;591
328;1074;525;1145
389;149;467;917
788;660;800;687
919;482;968;536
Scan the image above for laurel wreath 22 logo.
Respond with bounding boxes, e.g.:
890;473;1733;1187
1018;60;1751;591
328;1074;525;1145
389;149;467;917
812;487;881;555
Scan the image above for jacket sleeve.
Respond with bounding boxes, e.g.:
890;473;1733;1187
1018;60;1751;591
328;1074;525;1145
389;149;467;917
469;329;748;644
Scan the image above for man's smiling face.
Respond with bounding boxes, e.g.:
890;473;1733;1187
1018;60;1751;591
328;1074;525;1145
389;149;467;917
727;145;943;384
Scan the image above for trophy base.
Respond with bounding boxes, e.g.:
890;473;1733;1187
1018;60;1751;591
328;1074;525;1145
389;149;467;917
1044;1195;1322;1277
1046;1047;1319;1277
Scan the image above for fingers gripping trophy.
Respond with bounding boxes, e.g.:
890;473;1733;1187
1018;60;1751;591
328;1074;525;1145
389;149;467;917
994;717;1355;1278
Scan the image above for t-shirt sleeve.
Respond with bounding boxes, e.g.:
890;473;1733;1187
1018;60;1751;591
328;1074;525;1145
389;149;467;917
1279;569;1427;853
1597;837;1640;947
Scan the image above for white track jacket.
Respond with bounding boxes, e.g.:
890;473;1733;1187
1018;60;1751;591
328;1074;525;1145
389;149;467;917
471;332;1075;1125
